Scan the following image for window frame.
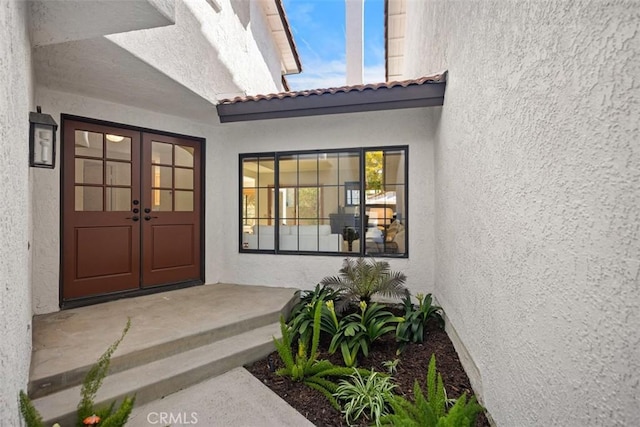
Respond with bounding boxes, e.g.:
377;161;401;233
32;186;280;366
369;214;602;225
239;146;408;258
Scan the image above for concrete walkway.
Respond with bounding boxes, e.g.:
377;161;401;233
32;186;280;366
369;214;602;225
127;368;314;427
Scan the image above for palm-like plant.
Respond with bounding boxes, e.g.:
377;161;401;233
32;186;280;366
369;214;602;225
321;258;407;312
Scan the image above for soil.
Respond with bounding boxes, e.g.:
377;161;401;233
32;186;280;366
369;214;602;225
246;319;490;426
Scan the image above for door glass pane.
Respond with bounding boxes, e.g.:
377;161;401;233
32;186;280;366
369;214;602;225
175;168;194;189
75;131;103;158
175;191;194;211
105;188;131;211
106;135;131;161
75;186;103;211
152;189;172;211
75;159;103;184
106;161;131;186
152;141;172;165
175;145;194;167
152;165;172;188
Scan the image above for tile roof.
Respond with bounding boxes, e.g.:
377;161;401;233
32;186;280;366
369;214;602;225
218;73;446;105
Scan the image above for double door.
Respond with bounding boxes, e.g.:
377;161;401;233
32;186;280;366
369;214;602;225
62;119;202;300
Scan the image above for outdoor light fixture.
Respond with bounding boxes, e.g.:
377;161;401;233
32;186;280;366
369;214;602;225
29;106;58;168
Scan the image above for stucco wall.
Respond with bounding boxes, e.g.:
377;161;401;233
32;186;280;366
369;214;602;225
31;88;226;314
106;0;285;102
0;0;33;422
31;91;438;313
216;108;437;296
402;0;640;425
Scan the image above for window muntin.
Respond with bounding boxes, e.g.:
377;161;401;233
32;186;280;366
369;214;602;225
240;147;407;256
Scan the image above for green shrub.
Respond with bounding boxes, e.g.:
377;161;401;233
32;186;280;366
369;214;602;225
19;319;135;427
288;284;341;346
321;257;407;312
334;369;396;426
328;301;403;367
273;301;368;409
396;293;444;351
380;354;483;427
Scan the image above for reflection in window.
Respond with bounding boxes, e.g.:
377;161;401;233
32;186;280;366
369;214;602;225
240;147;408;256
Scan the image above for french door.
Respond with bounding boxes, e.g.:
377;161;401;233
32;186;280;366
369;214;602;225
62;119;202;300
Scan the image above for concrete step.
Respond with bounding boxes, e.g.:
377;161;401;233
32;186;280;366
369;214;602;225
29;290;296;399
33;322;282;426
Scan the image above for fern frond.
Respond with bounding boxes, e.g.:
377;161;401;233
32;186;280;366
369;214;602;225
77;318;131;426
18;390;44;427
305;380;341;410
99;396;136;427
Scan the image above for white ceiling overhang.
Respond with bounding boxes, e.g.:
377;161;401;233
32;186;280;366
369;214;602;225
33;37;219;123
29;0;229;123
29;0;175;47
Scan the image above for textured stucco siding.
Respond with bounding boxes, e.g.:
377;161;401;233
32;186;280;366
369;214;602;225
216;108;437;296
402;0;639;425
0;0;33;423
106;0;284;103
31;92;437;313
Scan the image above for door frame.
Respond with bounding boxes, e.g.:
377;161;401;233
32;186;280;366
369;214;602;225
59;114;206;309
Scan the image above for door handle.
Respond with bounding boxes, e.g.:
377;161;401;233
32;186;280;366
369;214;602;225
125;216;140;222
144;215;159;221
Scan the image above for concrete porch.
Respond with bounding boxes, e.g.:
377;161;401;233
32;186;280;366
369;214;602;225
28;283;309;426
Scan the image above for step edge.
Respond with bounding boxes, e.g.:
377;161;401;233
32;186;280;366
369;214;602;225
34;324;282;424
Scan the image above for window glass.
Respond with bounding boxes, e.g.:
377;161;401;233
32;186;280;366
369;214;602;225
297;154;318;186
75;186;102;211
279;155;298;187
105;188;131;211
75;131;103;158
152;142;172;165
106;135;131;161
75;159;103;185
240;147;407;256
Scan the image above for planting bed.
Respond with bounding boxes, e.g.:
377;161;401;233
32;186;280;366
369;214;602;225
246;320;490;426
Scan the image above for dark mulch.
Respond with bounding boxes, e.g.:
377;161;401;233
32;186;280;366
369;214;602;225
246;319;490;426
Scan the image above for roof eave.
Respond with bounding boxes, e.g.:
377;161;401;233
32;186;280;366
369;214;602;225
217;82;445;123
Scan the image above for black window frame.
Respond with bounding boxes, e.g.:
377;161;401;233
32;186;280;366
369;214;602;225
239;146;408;258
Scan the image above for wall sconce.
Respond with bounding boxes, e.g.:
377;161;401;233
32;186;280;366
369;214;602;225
29;106;58;168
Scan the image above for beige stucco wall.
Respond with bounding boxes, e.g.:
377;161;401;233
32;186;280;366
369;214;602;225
216;108;438;296
402;0;639;425
0;0;33;422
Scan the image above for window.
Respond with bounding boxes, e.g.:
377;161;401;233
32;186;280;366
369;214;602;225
240;147;408;256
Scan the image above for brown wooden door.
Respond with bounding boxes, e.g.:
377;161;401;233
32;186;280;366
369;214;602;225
141;133;201;287
62;120;202;300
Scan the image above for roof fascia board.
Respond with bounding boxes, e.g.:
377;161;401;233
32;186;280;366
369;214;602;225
217;83;445;123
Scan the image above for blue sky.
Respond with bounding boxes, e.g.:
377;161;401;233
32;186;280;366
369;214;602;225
282;0;385;91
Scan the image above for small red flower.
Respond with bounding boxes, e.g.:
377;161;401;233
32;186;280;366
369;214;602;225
83;414;101;426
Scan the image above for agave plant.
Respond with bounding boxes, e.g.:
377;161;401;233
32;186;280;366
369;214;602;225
320;257;407;312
